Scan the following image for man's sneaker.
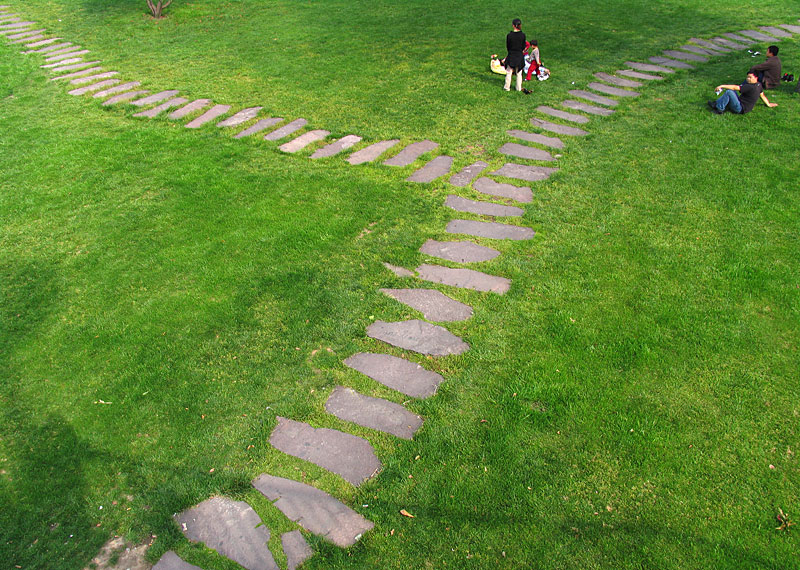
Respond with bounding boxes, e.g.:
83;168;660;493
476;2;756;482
707;100;723;114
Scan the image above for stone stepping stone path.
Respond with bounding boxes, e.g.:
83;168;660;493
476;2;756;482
594;72;642;88
507;129;565;148
473;176;532;203
325;385;423;439
530;117;588;136
10;31;46;41
617;69;664;81
560;100;614;116
347;139;399;165
234;117;284;139
380;288;473;322
568;89;619;106
0;22;34;32
41;58;84;69
252;474;374;547
263;118;307;140
759;26;792;38
663;49;707;62
185;104;230;128
269;417;381;486
41;45;82;56
92;81;140;99
416;264;511;294
446;219;534;241
21;38;58;48
68;71;118;85
688;38;731;52
625;61;675;73
133;90;181;107
169;99;212;120
281;531;312;570
588;81;639;97
492;163;558;182
648;56;694;69
407;155;453;183
176;497;278;570
781;25;800;34
343;352;444;398
536;105;590;124
420;238;501;263
384;140;439;167
279;129;330;153
45;49;89;62
50;61;101;73
133;97;189;118
217;106;262;127
711;36;748;49
683;44;724;56
444;194;524;217
311;134;363;158
153;551;203;570
366;319;469;356
449;161;489;186
26;41;72;53
68;79;120;96
499;142;555;161
383;262;415;278
103;90;149;106
738;29;776;42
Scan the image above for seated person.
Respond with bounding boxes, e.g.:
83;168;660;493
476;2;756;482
749;45;781;89
708;71;777;114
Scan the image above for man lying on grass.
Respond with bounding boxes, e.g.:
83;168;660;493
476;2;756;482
708;71;778;114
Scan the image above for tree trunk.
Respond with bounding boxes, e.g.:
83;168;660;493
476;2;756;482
147;0;173;18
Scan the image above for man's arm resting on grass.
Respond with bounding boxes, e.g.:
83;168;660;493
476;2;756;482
715;84;740;91
760;92;778;108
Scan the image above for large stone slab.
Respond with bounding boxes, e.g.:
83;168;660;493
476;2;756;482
778;25;800;35
507;129;565;148
279;130;330;153
491;163;558;183
499;142;555;161
710;37;748;49
444;195;523;217
449;161;489;186
269;417;381;485
588;81;639;97
42;45;83;56
45;50;89;62
185;104;231;128
41;57;84;69
281;531;312;570
0;22;35;32
380;288;473;322
133;90;181;107
92;81;141;99
367;320;469;356
663;49;708;62
473;177;532;202
24;38;62;48
407;155;453;183
68;79;120;96
688;39;731;52
51;67;105;81
325;386;423;439
447;219;534;241
420;238;501;263
624;61;675;73
559;100;614;116
252;474;374;547
593;72;642;88
384;140;439;166
758;26;792;39
383;262;415;278
678;44;717;56
176;497;277;570
347;139;399;164
49;61;101;73
9;30;47;41
263;118;307;140
568;89;619;106
617;69;664;81
722;32;755;44
234;117;283;139
311;134;363;158
153;551;203;570
102;90;149;106
217;106;262;127
738;29;777;42
536;105;590;124
648;56;695;69
343;352;444;398
416;264;511;294
69;71;118;85
530;117;588;136
26;41;72;53
169;99;212;120
133;97;188;118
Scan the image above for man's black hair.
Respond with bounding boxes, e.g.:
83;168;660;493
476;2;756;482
768;45;779;56
512;18;521;28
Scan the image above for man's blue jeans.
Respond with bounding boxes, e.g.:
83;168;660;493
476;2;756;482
714;89;742;113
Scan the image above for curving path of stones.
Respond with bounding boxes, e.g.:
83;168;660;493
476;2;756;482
3;7;800;568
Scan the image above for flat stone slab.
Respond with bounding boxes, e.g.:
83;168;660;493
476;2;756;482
42;58;84;69
663;49;707;62
176;497;277;570
710;37;748;49
492;163;558;183
347;139;399;165
407;155;453;183
68;79;120;96
51;67;105;81
133;90;181;107
617;69;664;81
234;117;283;139
280;129;330;153
678;44;717;56
738;29;777;42
444;194;523;217
92;81;141;99
380;288;473;322
449;161;489;186
536;105;590;124
47;46;84;56
499;142;555;162
10;31;47;42
473;177;532;202
102;90;148;106
624;61;675;73
281;531;312;570
383;140;439;166
217;106;262;127
185;104;231;128
588;81;639;97
325;386;423;439
45;50;89;62
49;61;101;73
778;25;800;34
343;352;444;398
252;474;374;547
263;118;307;140
169;99;212;120
530;117;588;136
311;134;363;158
688;39;731;52
447;219;534;241
722;32;755;44
568;89;619;106
507;129;565;148
133;97;188;118
366;320;469;356
24;38;61;48
758;26;792;38
69;71;118;85
153;551;203;570
27;42;73;54
648;56;695;69
383;262;414;278
0;22;35;31
593;72;642;88
269;417;381;485
420;238;501;263
559;100;614;116
416;264;511;294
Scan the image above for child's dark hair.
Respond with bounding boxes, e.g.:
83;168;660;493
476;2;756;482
512;18;521;28
530;39;538;46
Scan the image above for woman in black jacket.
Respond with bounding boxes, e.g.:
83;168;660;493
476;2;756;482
503;18;526;91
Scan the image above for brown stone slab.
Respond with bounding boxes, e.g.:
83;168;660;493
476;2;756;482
536;105;590;123
416;264;511;294
22;38;60;48
568;89;619;106
153;551;204;570
778;25;800;35
559;100;615;116
263;118;307;140
407;155;453;183
449;161;489;186
49;61;101;73
92;81;141;99
234;118;283;139
45;49;89;62
420;238;501;263
738;29;778;42
648;56;695;69
663;49;708;62
279;130;330;153
41;57;83;69
344;352;443;398
617;69;665;81
281;531;312;570
217;106;262;127
168;99;212;120
624;61;675;73
67;71;117;85
530;117;589;136
498;142;555;162
710;37;748;50
25;41;72;54
132;90;181;107
132;97;188;118
721;32;754;44
447;219;534;241
347;139;400;164
384;140;439;166
507;129;565;148
102;90;148;106
366;320;469;356
594;72;642;88
68;79;120;96
380;288;473;322
269;417;381;486
252;474;374;547
185;104;231;128
444;195;523;217
588;82;639;97
310;134;363;158
492;163;558;182
758;26;792;39
51;67;105;81
473;177;532;203
688;38;731;52
325;386;423;439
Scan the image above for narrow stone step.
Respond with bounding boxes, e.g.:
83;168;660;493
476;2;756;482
252;474;374;547
407;155;453;183
185;104;231;128
263;118;307;140
663;49;707;62
68;71;118;85
325;386;423;439
217;106;262;127
536;105;590;123
26;41;71;53
416;264;511;294
310;134;362;158
420;238;501;263
0;22;35;32
530;117;589;136
648;56;695;69
617;69;664;81
588;82;639;97
132;90;181;107
688;38;731;52
444;195;524;217
738;29;777;42
366;320;469;356
132;97;188;118
176;497;278;570
624;61;675;73
51;67;105;81
380;288;473;322
92;81;141;99
499;142;555;162
447;219;534;241
777;24;800;35
449;161;489;186
41;57;83;69
169;99;212;120
23;38;60;48
384;140;439;166
507;129;565;148
758;26;792;38
383;262;415;278
234;118;283;139
45;50;89;63
9;31;47;41
473;177;532;203
343;352;444;398
679;44;718;56
568;89;619;106
594;72;642;88
560;100;614;116
279;130;330;153
281;531;312;570
102;90;149;106
269;417;381;486
49;61;101;73
722;32;755;44
153;551;203;570
710;36;748;49
492;163;558;182
41;45;82;57
68;79;120;96
347;139;400;165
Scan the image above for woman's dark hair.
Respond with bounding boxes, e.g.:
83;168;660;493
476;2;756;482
512;18;521;28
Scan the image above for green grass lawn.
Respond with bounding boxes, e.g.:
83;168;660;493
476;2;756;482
1;1;799;568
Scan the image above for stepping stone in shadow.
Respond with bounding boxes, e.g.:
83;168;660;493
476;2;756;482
407;155;453;183
380;288;473;322
311;134;362;158
444;195;523;217
132;90;181;107
617;69;664;81
41;57;83;69
710;37;748;49
416;264;511;294
68;79;120;96
50;61;101;73
185;104;231;128
176;497;278;570
420;238;501;263
169;99;212;120
45;50;89;63
23;38;60;48
530;117;588;136
559;100;614;116
269;417;381;486
492;163;558;182
536;105;590;124
234;118;283;139
68;71;118;85
252;474;374;547
102;90;148;106
663;49;707;62
366;320;469;356
264;118;307;140
722;32;755;44
473;177;532;202
153;551;203;570
133;97;188;118
507;129;565;148
217;106;262;127
499;142;555;161
325;386;423;439
588;81;639;97
281;531;312;570
279;130;330;153
384;140;439;166
648;56;694;69
92;81;141;99
26;42;72;54
679;44;718;56
688;39;730;53
738;29;777;42
624;61;675;73
449;161;489;186
51;67;105;81
777;25;800;35
568;89;619;106
758;26;792;38
594;72;642;88
447;219;534;241
344;352;443;398
383;262;415;278
347;139;400;165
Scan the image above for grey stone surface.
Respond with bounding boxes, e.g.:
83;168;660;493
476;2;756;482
252;474;374;547
169;99;212;120
758;26;792;38
492;163;558;182
366;320;469;356
279;130;330;153
281;531;312;570
444;195;523;217
507;129;565;148
0;22;34;32
10;31;46;42
594;72;642;88
384;140;439;166
530;117;589;136
416;264;511;294
102;90;149;106
688;38;731;52
420;238;501;263
92;81;141;98
49;61;101;73
710;36;748;49
624;61;675;73
41;57;83;69
23;38;60;48
559;100;615;116
133;97;188;118
27;42;72;54
407;155;453;183
380;288;473;322
473;177;533;203
42;45;83;56
311;134;363;158
216;106;262;127
68;79;120;96
176;497;277;570
269;417;381;486
325;385;423;439
499;142;555;162
617;69;665;81
648;56;695;69
383;262;414;277
447;219;534;241
51;67;105;81
663;49;707;62
588;81;639;97
185;104;231;128
45;50;89;62
153;551;204;570
69;71;118;85
449;161;489;186
132;90;181;107
738;29;777;42
721;32;755;44
263;118;307;140
778;24;800;34
347;139;400;165
678;44;717;56
234;118;284;139
536;105;590;124
343;352;444;398
568;89;619;106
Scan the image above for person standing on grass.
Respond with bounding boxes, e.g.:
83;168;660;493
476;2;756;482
708;71;778;114
748;45;782;90
503;18;526;92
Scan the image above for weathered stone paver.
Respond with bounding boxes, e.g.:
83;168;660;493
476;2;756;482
325;386;423;439
281;531;313;570
311;134;363;158
447;219;534;241
663;49;707;62
407;155;453;183
380;288;473;322
648;56;694;69
366;320;469;356
776;24;800;35
263;118;307;140
530;117;588;136
344;352;444;398
26;41;71;53
738;29;777;42
617;69;664;81
50;60;101;73
420;238;501;263
169;99;212;120
492;163;558;182
588;81;639;97
132;90;181;107
68;71;118;85
449;161;489;186
383;262;415;278
153;551;203;570
444;195;524;217
507;129;565;148
269;417;381;485
176;497;278;570
68;79;120;96
594;72;642;88
233;117;283;139
536;105;590;124
23;38;61;48
51;67;105;81
624;61;675;73
416;264;511;294
473;177;533;203
133;97;188;118
42;45;83;57
758;26;792;39
102;90;148;106
0;21;34;31
92;81;141;99
710;36;748;49
568;89;619;106
185;104;231;128
688;38;731;52
252;474;374;547
559;100;614;116
499;142;555;161
217;106;262;127
45;49;89;62
384;140;439;167
279;129;330;153
347;139;399;165
10;30;46;41
41;57;83;69
678;44;717;56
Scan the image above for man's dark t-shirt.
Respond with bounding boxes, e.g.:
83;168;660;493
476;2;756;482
738;82;762;114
